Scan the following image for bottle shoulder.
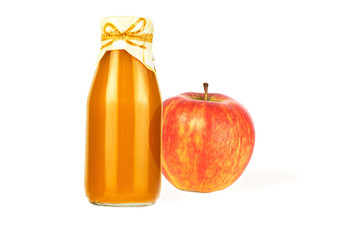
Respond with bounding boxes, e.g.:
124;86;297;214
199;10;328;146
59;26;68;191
88;50;160;104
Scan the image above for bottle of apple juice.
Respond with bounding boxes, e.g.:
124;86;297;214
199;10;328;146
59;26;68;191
85;16;162;207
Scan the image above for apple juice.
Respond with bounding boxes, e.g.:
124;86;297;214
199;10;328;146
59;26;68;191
85;49;161;206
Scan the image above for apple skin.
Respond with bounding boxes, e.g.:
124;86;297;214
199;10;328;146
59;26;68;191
162;92;255;193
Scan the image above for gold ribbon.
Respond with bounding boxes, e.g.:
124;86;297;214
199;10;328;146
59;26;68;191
101;18;153;50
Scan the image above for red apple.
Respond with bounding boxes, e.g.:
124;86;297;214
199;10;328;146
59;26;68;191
162;83;255;192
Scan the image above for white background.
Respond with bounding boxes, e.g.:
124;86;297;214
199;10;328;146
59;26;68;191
0;0;360;239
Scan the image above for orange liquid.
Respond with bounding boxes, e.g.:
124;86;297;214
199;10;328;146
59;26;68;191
85;50;162;205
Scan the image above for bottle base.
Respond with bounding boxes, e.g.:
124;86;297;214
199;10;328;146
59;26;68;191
90;201;155;207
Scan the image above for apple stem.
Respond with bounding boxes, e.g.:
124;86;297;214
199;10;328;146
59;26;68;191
203;82;208;101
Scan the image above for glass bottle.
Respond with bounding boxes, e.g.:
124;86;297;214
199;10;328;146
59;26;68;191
85;17;161;207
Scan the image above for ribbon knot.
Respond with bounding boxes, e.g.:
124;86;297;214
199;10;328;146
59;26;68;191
101;18;153;50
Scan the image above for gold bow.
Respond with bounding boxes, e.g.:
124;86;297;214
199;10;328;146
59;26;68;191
101;18;153;50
